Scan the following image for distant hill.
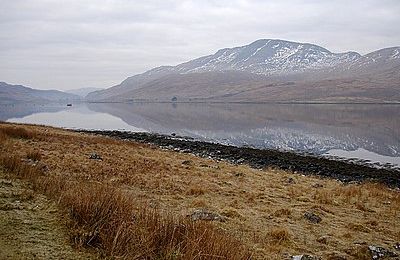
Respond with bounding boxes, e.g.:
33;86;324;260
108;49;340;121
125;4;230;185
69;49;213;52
87;39;400;103
65;87;104;97
0;82;81;104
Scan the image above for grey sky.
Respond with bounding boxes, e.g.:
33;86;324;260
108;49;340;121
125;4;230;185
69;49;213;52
1;0;399;90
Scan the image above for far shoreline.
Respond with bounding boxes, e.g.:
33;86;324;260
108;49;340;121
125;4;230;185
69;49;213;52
85;100;400;105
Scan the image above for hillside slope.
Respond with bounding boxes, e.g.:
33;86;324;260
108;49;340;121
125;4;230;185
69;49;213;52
86;40;400;103
0;82;80;104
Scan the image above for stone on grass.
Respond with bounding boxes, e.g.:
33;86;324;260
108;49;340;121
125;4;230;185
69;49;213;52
188;209;226;222
89;153;102;160
291;254;319;260
368;245;398;259
287;177;296;184
316;235;329;244
182;160;192;165
312;183;323;188
304;211;322;224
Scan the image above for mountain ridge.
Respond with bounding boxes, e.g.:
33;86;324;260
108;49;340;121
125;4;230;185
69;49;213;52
173;39;362;74
78;39;400;102
0;82;81;104
66;87;104;97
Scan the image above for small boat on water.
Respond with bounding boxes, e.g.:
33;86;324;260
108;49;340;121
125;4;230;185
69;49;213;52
67;103;72;107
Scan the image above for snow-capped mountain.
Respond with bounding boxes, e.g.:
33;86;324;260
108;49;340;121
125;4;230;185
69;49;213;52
349;47;400;68
86;39;400;102
174;39;361;75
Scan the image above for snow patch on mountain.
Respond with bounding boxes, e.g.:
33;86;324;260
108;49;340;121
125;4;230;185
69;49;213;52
86;39;400;102
170;39;362;76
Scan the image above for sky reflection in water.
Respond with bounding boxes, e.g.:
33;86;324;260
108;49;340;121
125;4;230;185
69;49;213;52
2;102;399;167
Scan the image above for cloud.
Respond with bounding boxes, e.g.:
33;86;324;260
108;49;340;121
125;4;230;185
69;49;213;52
0;0;399;90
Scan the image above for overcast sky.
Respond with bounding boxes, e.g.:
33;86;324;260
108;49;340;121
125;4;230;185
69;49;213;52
1;0;399;90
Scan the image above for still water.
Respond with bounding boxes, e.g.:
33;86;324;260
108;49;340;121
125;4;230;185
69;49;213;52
1;102;399;168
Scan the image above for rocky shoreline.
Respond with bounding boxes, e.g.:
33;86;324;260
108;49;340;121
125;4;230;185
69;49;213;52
79;130;400;188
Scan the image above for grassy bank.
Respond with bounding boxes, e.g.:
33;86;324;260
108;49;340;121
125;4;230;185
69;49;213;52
0;122;399;259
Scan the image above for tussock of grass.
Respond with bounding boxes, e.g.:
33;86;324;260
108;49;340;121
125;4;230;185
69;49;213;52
267;227;291;244
0;126;37;139
26;150;42;161
0;155;42;179
311;182;400;214
221;207;243;219
273;208;292;217
0;130;7;144
314;189;334;204
347;223;370;233
188;185;205;196
191;199;207;208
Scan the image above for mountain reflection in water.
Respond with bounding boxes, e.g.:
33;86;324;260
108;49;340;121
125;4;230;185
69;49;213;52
2;102;399;167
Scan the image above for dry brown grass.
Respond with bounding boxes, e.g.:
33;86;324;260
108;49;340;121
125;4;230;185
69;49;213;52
0;129;251;259
1;123;399;259
187;185;206;196
273;208;292;217
26;150;42;161
221;207;243;219
0;125;37;139
349;246;374;260
347;223;370;233
314;189;335;204
0;130;7;144
0;157;251;259
267;227;291;245
0;155;43;180
59;184;250;259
